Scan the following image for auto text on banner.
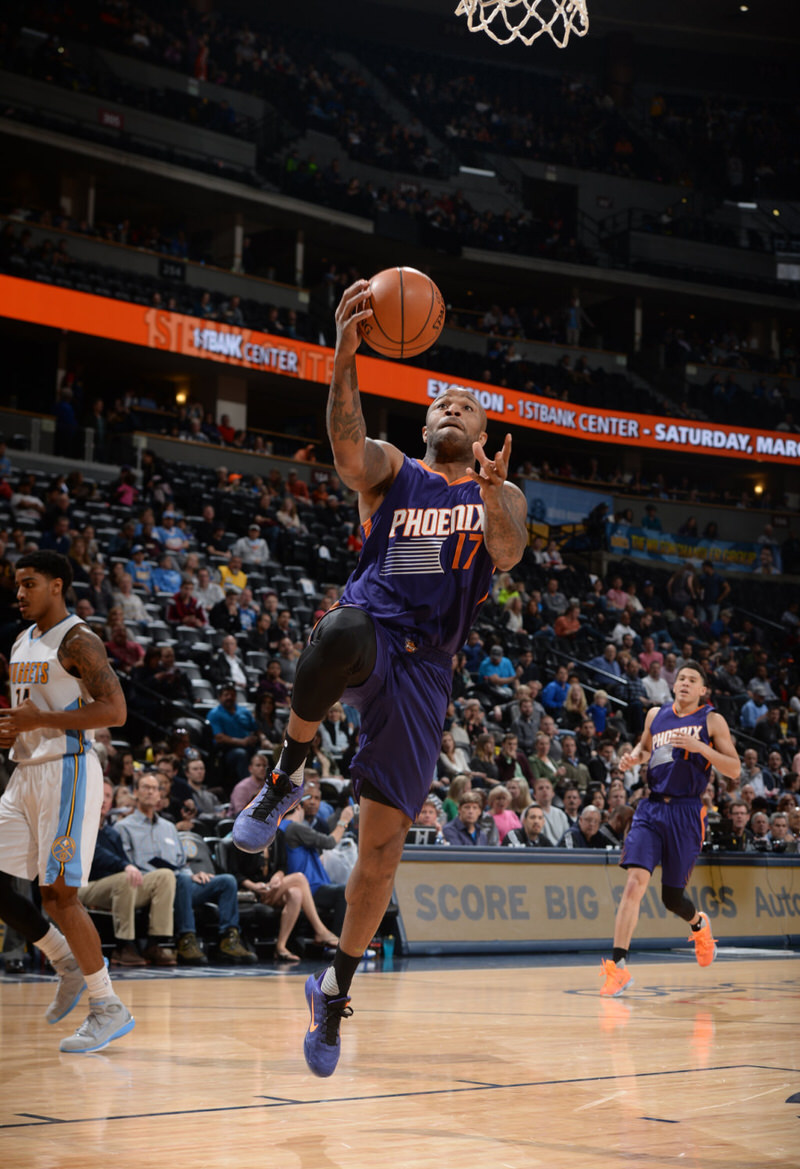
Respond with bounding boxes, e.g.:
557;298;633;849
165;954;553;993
393;851;800;952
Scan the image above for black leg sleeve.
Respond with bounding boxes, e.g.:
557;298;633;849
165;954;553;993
661;884;697;923
0;871;52;943
291;607;377;724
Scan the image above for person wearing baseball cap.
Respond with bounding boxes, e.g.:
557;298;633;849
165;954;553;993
125;544;154;593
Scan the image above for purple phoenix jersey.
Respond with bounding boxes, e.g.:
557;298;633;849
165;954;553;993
620;702;714;885
647;701;714;799
339;455;495;654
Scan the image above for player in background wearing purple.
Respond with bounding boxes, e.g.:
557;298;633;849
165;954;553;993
600;661;740;996
234;279;528;1075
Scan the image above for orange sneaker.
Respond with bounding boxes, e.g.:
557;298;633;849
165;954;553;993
599;958;634;997
690;912;717;967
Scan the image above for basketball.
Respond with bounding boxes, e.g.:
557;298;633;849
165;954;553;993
357;266;445;359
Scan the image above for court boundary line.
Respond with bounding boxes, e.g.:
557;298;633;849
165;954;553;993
1;1063;795;1131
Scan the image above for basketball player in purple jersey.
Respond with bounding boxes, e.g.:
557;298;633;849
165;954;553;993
234;279;528;1075
600;661;740;996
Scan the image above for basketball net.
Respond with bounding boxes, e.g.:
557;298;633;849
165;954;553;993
455;0;589;48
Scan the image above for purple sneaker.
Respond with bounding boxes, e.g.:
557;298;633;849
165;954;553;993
303;972;353;1078
232;770;305;853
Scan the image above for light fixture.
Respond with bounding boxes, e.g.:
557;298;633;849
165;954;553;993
754;483;764;495
773;209;780;217
175;390;188;405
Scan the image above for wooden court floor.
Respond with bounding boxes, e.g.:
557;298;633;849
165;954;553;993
1;953;799;1169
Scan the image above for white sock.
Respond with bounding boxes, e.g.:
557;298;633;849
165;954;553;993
320;965;339;996
36;925;72;966
85;966;115;1002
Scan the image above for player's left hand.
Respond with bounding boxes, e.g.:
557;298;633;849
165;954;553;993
0;698;42;734
467;433;512;496
670;730;706;754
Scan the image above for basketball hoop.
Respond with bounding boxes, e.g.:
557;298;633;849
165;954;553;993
454;0;589;48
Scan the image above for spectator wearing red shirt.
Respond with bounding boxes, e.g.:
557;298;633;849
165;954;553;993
218;414;236;444
105;625;145;674
166;576;207;628
286;469;309;501
554;603;581;640
638;635;663;672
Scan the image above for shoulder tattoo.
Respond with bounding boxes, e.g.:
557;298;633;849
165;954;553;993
59;624;123;700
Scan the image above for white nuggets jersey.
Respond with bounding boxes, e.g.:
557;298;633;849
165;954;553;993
9;614;97;763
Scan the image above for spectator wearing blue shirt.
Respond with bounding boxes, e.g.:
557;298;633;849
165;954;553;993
442;792;491;846
152;554;182;594
588;643;622;685
207;683;261;781
462;630;485;674
77;778;176;967
126;546;154;593
541;664;569;718
740;687;769;731
54;385;79;457
586;689;609;734
478;644;517;700
156;514;191;556
40;515;71;556
641;504;662;532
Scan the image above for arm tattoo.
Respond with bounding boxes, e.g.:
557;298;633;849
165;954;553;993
483;485;528;571
327;357;366;446
59;626;125;703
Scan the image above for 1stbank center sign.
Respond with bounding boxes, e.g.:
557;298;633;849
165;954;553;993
393;851;800;953
2;275;800;464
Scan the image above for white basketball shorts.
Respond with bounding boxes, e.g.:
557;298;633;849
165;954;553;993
0;752;103;887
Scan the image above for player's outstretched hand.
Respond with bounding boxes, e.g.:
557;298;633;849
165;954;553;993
617;752;638;772
335;279;373;362
467;433;512;497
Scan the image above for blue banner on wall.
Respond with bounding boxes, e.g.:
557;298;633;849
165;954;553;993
606;523;780;574
524;481;614;527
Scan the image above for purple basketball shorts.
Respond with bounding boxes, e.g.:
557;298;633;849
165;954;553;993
620;797;706;889
342;615;451;821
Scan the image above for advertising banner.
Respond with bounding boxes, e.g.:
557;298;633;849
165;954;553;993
524;480;614;527
3;275;800;465
393;850;800;953
605;523;778;573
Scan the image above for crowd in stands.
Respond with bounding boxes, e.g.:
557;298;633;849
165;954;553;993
0;218;308;339
282;155;593;265
648;92;800;200
2;30;257;140
1;438;799;968
3;7;796;293
383;56;653;181
2;203;199;264
18;1;797;207
663;322;799;378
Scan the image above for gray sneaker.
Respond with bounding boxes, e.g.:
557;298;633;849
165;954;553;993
45;958;86;1025
59;997;135;1054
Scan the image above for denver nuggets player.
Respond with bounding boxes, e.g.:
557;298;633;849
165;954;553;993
234;279;528;1076
599;660;740;997
0;551;134;1051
